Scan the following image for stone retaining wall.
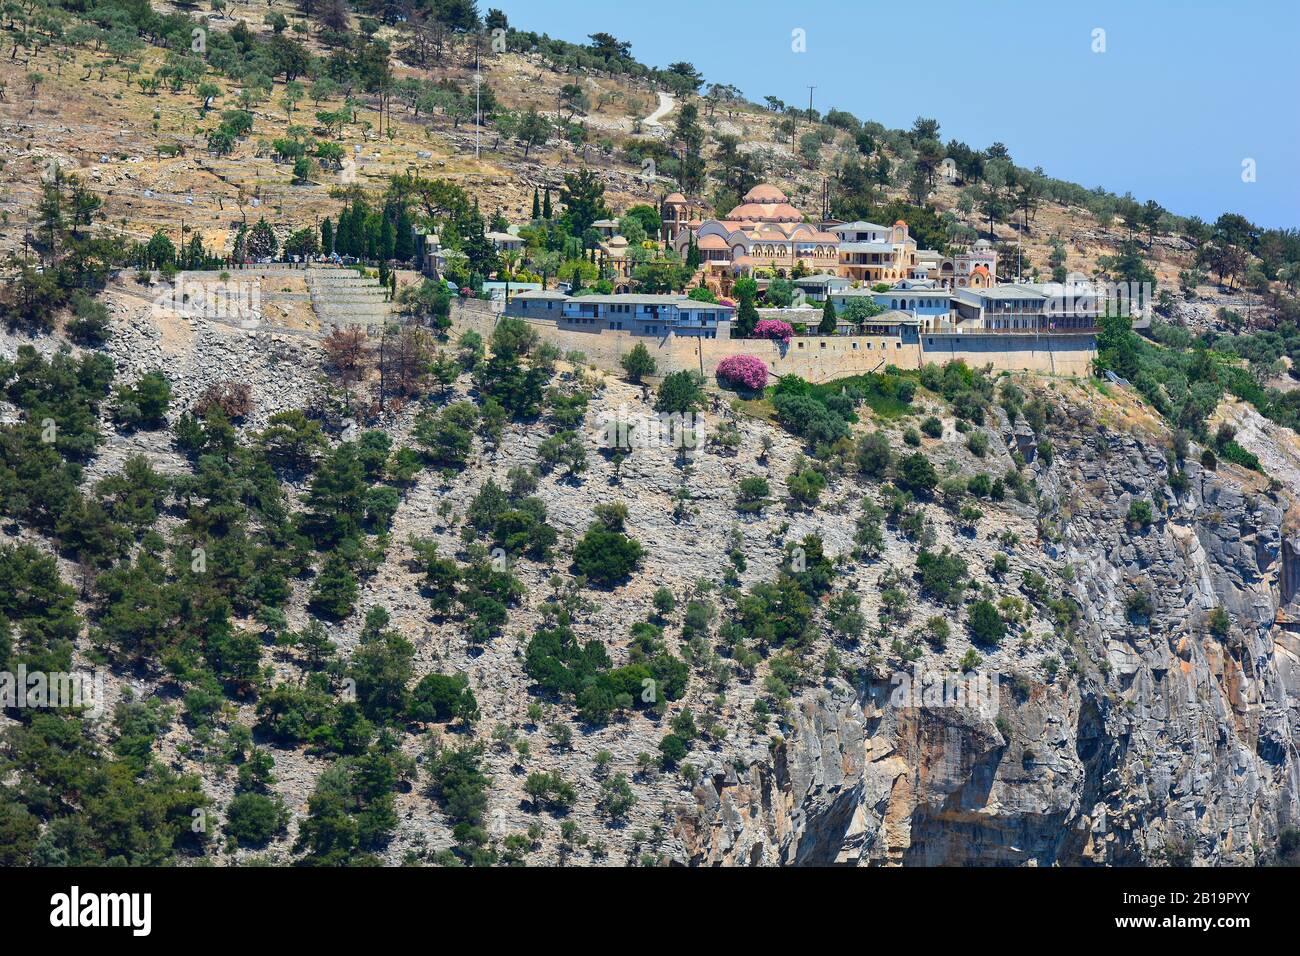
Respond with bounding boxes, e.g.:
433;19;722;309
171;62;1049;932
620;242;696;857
450;301;1096;383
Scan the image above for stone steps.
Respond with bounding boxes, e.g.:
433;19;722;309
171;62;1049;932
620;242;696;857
306;268;393;328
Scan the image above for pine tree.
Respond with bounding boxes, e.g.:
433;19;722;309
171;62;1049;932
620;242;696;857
247;218;278;260
309;553;358;620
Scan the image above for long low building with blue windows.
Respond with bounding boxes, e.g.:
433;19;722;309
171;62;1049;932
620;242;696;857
507;291;735;339
823;279;1104;334
829;281;954;323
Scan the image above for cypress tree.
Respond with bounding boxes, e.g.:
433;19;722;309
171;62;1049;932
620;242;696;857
364;211;382;260
542;187;552;220
531;187;541;220
320;217;334;255
186;234;205;269
337;204;356;257
394;205;413;262
819;296;837;335
735;290;759;338
334;206;349;257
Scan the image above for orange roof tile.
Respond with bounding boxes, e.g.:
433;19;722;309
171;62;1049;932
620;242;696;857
743;183;788;203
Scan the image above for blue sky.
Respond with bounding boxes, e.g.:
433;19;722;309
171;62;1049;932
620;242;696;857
496;0;1299;229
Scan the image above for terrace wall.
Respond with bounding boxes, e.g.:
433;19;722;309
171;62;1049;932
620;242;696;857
450;301;1096;384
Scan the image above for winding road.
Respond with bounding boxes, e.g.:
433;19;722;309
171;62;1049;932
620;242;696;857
643;91;675;128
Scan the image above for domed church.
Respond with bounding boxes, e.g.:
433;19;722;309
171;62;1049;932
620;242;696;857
670;184;840;291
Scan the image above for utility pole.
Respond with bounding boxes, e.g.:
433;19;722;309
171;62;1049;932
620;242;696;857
806;85;816;126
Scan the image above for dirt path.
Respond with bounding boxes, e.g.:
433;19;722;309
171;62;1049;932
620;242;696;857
643;91;675;128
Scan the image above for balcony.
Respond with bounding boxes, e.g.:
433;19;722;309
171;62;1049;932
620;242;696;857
929;321;1100;335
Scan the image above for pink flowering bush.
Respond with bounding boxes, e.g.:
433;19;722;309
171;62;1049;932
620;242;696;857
716;354;769;391
753;319;795;343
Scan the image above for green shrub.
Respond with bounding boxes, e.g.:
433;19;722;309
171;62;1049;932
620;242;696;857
1219;441;1262;472
1126;499;1154;528
786;458;827;506
736;476;770;513
855;431;892;477
895;452;939;498
111;371;172;430
620;342;657;382
408;672;479;725
655;371;705;414
915;547;967;604
658;733;687;768
1207;605;1231;638
573;522;643;587
1125;590;1153;622
967;600;1005;647
225;792;289;848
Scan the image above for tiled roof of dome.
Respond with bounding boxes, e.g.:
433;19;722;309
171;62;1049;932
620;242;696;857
743;183;788;203
727;202;802;222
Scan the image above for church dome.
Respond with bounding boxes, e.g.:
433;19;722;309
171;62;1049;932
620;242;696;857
731;204;799;223
742;183;788;203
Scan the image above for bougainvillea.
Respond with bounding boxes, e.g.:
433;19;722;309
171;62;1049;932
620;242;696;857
716;354;769;391
753;319;795;343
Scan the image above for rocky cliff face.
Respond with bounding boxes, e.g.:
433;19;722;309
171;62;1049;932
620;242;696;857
676;391;1300;866
18;290;1299;867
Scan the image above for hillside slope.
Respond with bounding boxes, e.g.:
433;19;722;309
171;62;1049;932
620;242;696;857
4;280;1298;866
0;2;1286;330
